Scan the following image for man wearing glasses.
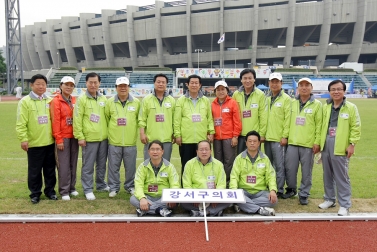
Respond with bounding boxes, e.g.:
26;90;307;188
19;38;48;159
318;79;361;216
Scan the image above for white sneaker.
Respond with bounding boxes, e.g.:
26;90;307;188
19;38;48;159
62;195;70;201
109;191;117;198
259;207;275;216
318;201;336;209
70;191;79;196
127;188;135;195
338;207;349;216
85;192;96;200
97;186;110;192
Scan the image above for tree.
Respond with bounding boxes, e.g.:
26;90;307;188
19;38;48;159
0;50;6;74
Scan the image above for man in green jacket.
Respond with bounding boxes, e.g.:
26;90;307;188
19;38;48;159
318;80;361;216
139;74;175;161
174;75;215;177
105;77;140;198
232;69;267;154
229;131;277;216
181;140;229;217
130;140;180;217
264;72;291;198
16;74;57;204
73;72;108;200
284;78;322;205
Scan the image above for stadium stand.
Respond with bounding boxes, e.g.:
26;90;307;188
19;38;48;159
129;72;175;88
76;72;125;88
48;72;78;89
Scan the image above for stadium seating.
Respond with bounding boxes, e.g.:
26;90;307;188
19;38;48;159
76;72;125;88
48;72;77;88
129;72;174;88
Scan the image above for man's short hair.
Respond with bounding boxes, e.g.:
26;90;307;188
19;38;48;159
153;73;168;84
196;140;212;150
240;69;256;80
85;72;101;82
31;74;47;84
328;79;346;91
187;74;202;84
245;130;261;142
148;140;164;150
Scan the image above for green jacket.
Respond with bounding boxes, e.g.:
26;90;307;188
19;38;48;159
265;90;291;142
138;90;175;143
229;150;277;194
232;86;267;137
288;95;322;148
173;91;215;143
73;91;108;142
16;92;54;147
105;94;140;146
320;98;361;155
182;157;226;189
134;158;180;200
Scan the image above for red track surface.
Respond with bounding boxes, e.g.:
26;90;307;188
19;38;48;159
1;221;376;251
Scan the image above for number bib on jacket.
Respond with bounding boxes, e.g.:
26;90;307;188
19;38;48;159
329;127;337;137
90;113;100;123
192;114;202;122
246;175;256;184
155;114;165;122
117;118;127;126
243;110;251;118
214;118;223;126
38;115;48;124
148;184;158;192
66;117;73;126
295;116;306;126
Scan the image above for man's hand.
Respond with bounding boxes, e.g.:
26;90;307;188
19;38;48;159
57;143;64;151
260;137;266;143
21;141;28;152
140;198;152;211
312;144;320;154
140;132;149;145
231;137;238;147
207;134;214;143
346;144;355;158
171;135;176;144
280;138;288;146
269;190;277;204
175;137;182;146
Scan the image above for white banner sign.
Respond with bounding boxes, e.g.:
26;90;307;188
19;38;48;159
176;68;271;79
161;189;246;203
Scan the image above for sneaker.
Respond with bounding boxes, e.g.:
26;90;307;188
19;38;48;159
258;207;275;216
85;192;96;200
338;207;349;216
136;208;146;217
276;192;284;199
159;208;173;217
97;186;110;192
62;195;70;201
234;204;241;213
299;196;308;205
190;210;204;217
109;191;118;198
282;189;297;199
213;210;223;217
70;191;79;196
318;201;336;209
127;188;135;195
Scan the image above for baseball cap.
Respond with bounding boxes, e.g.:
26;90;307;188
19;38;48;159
60;76;75;85
269;72;282;81
297;77;313;85
214;80;228;89
116;77;130;85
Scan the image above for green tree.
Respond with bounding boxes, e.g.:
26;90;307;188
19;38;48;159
0;50;6;74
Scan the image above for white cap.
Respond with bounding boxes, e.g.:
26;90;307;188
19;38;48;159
116;76;130;85
214;80;228;89
297;77;313;85
269;72;282;81
60;76;75;85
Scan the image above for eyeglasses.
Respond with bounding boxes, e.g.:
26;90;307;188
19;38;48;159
198;148;210;152
330;88;344;92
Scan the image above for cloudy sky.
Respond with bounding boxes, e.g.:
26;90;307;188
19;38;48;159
0;0;158;47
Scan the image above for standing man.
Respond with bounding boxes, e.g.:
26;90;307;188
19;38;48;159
229;131;277;216
174;74;215;177
105;77;140;197
182;140;230;217
16;74;57;204
284;78;322;205
264;72;291;198
131;140;180;217
139;74;175;161
318;79;361;216
232;69;267;154
73;72;109;200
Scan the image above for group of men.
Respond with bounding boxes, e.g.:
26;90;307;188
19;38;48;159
16;68;360;217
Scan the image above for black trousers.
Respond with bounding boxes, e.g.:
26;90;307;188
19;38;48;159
27;143;56;198
179;143;197;180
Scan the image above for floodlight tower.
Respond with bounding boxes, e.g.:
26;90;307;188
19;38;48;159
5;0;24;95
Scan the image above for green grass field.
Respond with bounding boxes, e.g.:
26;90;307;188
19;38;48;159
0;98;376;214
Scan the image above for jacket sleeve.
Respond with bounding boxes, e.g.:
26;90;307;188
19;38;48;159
182;160;193;189
282;97;291;138
104;100;111;122
50;98;63;144
314;101;323;146
173;97;182;138
349;104;361;145
232;99;242;137
138;97;148;129
206;98;215;134
168;164;181;189
73;96;85;141
215;162;227;189
134;163;147;200
265;159;277;192
258;94;268;137
15;99;29;143
229;156;240;189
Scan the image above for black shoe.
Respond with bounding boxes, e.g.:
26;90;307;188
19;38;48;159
299;196;308;205
31;197;40;204
213;210;223;217
282;190;297;199
277;192;284;199
48;195;58;200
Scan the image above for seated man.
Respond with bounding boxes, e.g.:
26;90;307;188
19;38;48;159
182;140;230;217
229;130;278;216
130;140;180;217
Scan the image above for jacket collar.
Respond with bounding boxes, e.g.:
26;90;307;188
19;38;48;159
267;89;284;98
143;158;170;167
29;91;48;100
241;150;265;159
326;96;346;106
85;90;102;99
237;85;255;94
184;90;204;99
195;156;213;164
114;94;134;103
295;93;315;103
214;95;231;105
152;89;169;98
